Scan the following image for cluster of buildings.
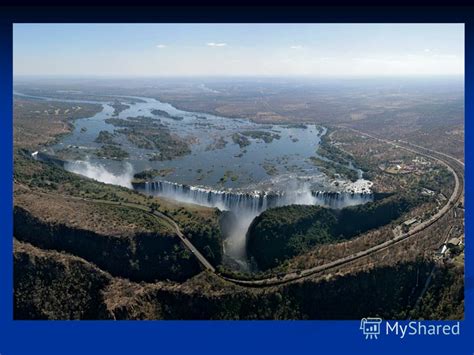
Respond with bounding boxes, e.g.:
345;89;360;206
379;156;432;175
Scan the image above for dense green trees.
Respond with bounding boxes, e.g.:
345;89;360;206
247;195;422;270
247;205;337;270
180;212;224;266
334;196;417;238
311;128;361;182
96;144;129;160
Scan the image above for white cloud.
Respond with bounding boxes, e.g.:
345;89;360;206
206;42;227;47
290;45;304;50
156;44;167;48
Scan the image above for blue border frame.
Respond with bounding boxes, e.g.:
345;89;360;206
1;6;472;355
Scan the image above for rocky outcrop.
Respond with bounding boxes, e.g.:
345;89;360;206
14;206;202;282
14;240;112;320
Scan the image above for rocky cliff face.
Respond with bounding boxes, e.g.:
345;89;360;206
105;260;464;320
14;240;112;320
246;195;420;271
14;206;202;282
14;239;463;320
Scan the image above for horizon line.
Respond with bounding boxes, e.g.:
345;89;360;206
13;74;464;79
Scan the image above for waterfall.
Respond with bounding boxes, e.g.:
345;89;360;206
135;179;373;271
136;180;373;213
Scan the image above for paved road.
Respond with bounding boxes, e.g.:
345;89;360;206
219;129;464;287
68;129;462;287
154;209;216;272
16;186;216;274
22;128;463;287
76;198;216;273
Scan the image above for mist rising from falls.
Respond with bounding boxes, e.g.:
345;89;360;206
223;212;257;270
139;180;373;212
136;180;373;270
65;160;134;188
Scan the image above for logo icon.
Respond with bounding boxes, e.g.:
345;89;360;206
360;317;382;339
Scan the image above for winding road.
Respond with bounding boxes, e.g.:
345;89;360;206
27;128;463;288
16;89;464;289
15;184;217;274
67;197;216;273
214;129;464;287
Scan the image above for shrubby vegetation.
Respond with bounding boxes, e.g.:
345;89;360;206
231;133;251;148
105;116;191;160
94;130;116;144
174;208;224;266
13;97;102;149
311;129;361;182
15;241;463;320
14;206;202;282
96;144;129;160
309;156;359;182
411;264;464;320
14;241;111;320
12;90;463;320
110;259;451;320
240;130;281;143
110;100;130;117
334;193;423;237
318;129;353;163
132;168;175;183
151;109;184;120
417;166;454;196
247;205;337;270
247;194;425;270
14;152;225;281
284;123;308;129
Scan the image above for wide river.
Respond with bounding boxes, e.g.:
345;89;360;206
15;90;373;270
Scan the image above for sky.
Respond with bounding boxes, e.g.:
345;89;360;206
13;24;464;77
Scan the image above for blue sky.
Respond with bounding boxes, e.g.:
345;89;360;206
13;24;464;77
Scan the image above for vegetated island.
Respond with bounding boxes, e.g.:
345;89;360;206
105;116;191;160
132;168;176;184
95;130;116;145
151;109;184;121
110;100;130;117
310;128;360;182
240;130;281;143
96;144;129;160
231;133;251;148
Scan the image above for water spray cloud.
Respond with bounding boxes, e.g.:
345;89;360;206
65;160;134;188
